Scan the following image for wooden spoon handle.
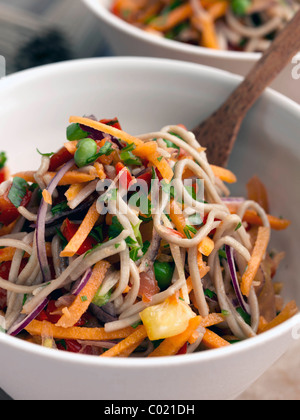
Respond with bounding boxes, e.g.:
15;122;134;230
221;10;300;122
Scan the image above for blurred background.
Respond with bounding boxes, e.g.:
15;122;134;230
0;0;111;75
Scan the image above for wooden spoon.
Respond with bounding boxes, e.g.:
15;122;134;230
193;10;300;167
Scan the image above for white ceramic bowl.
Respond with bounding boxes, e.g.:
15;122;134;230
0;57;299;400
82;0;300;104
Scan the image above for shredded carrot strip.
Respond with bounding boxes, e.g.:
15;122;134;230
226;204;291;231
0;247;16;262
65;183;87;202
208;1;229;20
64;141;78;155
197;252;210;278
148;3;192;32
185;276;194;294
148;316;202;357
25;320;135;341
0;243;52;262
42;189;52;205
188;313;225;344
100;325;148;358
241;227;271;297
210;165;237;183
244;211;291;231
200;313;225;328
257;316;268;334
134;141;173;183
69;116;143;147
69;117;173;183
202;328;231;349
60;202;99;257
0;221;17;237
94;162;106;180
197;14;220;49
169;199;187;236
56;261;110;328
188;330;201;344
260;301;299;333
198;236;214;257
13;171;96;186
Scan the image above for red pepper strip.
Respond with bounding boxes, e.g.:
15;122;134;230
177;342;188;355
57;339;94;355
62;219;97;256
136;170;152;191
165;227;185;239
36;300;93;327
0;188;32;226
100;118;122;130
0;168;6;184
0;260;28;310
49;147;73;172
116;162;134;190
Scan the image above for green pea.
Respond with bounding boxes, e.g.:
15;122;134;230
154;261;175;291
74;138;97;168
231;0;251;16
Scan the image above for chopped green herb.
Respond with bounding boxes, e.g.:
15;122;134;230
236;307;251;325
235;222;242;231
142;241;151;255
86;142;114;165
56;339;67;350
218;249;227;260
55;228;68;249
184;224;197;239
8;177;29;208
92;287;112;307
221;310;230;317
204;289;217;300
161;180;175;199
0;152;7;169
163;139;180;150
37;149;54;158
131;321;142;329
81;296;88;302
89;225;104;243
188;213;203;226
67;123;89;141
120;143;142;166
51;201;70;216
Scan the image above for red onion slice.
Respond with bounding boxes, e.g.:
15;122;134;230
71;268;92;296
36;159;75;282
225;245;251;315
7;298;49;337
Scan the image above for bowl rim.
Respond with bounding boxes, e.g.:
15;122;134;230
82;0;300;62
0;56;299;368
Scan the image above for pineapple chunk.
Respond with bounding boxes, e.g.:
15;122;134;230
140;295;196;341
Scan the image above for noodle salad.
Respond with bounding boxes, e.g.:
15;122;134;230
111;0;300;52
0;115;298;357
